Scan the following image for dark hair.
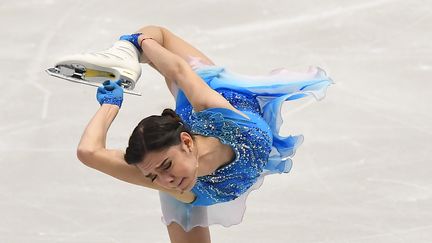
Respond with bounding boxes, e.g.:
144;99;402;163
124;108;193;164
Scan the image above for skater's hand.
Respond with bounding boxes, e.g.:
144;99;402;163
96;80;124;108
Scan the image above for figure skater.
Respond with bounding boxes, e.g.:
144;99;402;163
71;25;332;243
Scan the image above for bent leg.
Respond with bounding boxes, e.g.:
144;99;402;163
135;25;215;65
167;222;211;243
132;25;214;97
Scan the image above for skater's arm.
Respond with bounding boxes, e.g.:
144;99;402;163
138;26;213;99
148;62;179;97
76;104;195;203
141;38;248;118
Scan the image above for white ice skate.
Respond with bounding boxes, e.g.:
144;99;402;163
46;40;142;96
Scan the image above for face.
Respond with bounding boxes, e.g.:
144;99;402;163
135;132;198;193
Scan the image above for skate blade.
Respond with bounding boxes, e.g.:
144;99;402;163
45;67;141;96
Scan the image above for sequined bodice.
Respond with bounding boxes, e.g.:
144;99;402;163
175;89;273;206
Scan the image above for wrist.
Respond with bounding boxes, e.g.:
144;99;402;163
139;36;155;49
101;98;122;108
137;36;156;64
101;103;120;108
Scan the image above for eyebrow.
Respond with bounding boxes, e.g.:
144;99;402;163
144;158;169;179
156;158;169;170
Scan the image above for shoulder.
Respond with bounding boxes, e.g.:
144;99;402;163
174;60;250;119
189;108;249;134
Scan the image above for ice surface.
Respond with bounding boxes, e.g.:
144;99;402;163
1;0;431;242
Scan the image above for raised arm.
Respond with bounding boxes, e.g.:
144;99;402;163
76;82;195;203
139;36;246;116
76;104;144;186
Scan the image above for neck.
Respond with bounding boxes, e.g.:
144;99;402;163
194;135;233;176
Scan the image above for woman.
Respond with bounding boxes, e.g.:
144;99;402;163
75;25;332;243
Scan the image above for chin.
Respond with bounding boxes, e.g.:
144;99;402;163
184;176;197;191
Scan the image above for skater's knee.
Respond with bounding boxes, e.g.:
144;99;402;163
140;24;163;31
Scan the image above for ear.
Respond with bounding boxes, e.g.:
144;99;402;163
180;132;193;152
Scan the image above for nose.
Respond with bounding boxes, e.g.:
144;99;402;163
158;173;176;187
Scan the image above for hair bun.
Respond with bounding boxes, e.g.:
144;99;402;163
161;108;182;122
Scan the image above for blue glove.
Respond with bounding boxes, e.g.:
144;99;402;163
96;80;124;108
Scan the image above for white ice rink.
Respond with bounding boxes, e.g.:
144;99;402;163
1;0;431;242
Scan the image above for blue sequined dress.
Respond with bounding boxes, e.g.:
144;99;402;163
159;58;333;231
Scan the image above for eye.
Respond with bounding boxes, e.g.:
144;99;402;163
163;161;172;170
148;161;172;183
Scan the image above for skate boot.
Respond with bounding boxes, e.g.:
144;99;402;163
46;40;142;95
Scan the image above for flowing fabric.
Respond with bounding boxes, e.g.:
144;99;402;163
159;58;333;231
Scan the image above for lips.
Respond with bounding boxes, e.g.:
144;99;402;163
177;178;185;188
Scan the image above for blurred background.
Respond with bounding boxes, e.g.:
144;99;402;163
0;0;431;242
